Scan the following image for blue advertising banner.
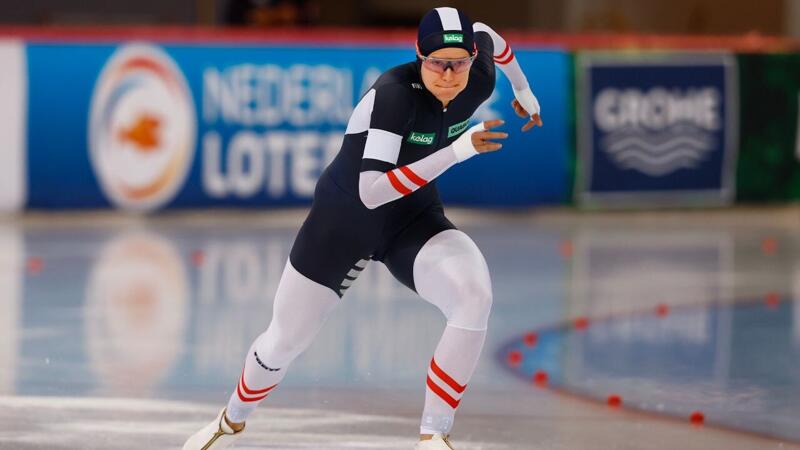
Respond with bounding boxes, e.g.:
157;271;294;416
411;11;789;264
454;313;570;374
576;53;738;207
25;42;570;210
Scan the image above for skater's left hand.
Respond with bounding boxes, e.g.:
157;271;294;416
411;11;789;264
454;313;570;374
512;99;543;131
511;86;542;132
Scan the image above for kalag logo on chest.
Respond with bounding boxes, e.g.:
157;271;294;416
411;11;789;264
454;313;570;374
407;131;436;145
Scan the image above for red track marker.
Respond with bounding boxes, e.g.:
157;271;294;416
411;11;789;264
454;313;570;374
761;237;778;255
690;411;705;426
533;370;548;386
191;250;205;267
607;394;622;407
559;240;573;259
523;332;538;347
656;304;670;317
26;257;43;274
507;350;522;367
764;292;781;309
574;317;590;330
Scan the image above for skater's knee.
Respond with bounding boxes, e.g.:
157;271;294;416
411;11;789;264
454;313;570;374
424;264;493;330
413;229;493;330
445;276;493;330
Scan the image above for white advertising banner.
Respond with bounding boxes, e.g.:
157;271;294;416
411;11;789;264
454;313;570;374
0;41;26;212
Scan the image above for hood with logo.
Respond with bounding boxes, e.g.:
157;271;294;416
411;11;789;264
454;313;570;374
416;7;475;57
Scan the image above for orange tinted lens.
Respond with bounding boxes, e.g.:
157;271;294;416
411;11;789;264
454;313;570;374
422;58;447;73
423;57;472;73
449;59;472;73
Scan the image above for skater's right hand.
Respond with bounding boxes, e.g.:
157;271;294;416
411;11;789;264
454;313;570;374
452;119;508;162
471;119;508;153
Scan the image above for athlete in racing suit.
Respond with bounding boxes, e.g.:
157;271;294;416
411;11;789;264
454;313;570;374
183;6;542;450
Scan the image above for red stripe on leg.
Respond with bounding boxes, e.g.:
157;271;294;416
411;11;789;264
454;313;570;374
239;371;278;395
430;358;467;394
427;376;461;409
237;382;270;403
387;170;412;195
399;166;428;187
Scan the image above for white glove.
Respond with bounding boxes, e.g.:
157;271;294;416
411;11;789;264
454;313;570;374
513;86;541;117
452;123;486;163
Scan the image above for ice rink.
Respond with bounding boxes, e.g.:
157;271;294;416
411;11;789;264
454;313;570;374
1;207;798;449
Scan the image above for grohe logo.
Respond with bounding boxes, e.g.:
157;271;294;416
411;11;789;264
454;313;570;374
407;131;435;145
89;44;196;211
443;33;464;44
594;87;721;177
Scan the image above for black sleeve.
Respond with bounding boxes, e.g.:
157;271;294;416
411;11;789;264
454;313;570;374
369;83;416;134
467;31;496;99
472;31;496;80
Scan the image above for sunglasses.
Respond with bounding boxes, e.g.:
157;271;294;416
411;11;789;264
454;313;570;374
419;53;476;74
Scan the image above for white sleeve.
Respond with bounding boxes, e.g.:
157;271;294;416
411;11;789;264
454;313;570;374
358;123;485;209
473;22;540;116
473;22;528;91
359;147;458;209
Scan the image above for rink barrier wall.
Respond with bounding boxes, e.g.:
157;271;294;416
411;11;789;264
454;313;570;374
22;40;570;210
1;28;799;211
1;26;798;51
735;54;800;202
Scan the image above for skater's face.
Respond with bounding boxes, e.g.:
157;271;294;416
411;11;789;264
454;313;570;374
419;47;472;107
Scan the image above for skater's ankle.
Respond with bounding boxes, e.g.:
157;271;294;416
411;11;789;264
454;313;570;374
224;414;245;432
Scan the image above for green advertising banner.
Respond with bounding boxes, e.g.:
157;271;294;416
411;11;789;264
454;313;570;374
737;54;800;202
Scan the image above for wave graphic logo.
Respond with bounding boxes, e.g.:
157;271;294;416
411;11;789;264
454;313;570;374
89;44;196;211
594;87;721;177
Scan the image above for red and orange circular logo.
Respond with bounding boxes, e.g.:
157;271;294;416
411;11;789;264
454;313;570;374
89;44;196;211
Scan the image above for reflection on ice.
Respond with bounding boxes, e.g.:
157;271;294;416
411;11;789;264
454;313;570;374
2;210;800;448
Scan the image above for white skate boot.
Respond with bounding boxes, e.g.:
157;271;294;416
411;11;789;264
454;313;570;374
415;434;456;449
182;408;244;450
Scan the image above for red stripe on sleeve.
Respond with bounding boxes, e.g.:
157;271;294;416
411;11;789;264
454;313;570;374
387;170;412;195
398;166;428;187
495;42;511;60
426;376;461;409
495;51;515;65
430;358;467;394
